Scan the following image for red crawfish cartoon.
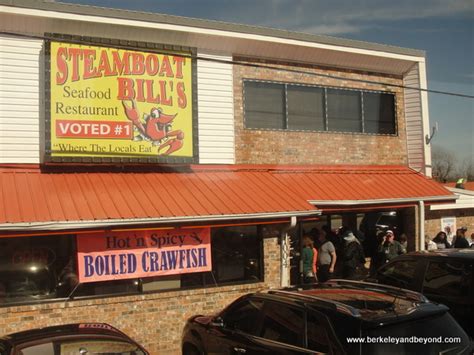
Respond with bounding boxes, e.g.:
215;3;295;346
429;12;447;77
122;100;184;155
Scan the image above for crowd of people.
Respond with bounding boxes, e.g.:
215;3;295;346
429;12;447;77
301;224;473;284
427;226;473;250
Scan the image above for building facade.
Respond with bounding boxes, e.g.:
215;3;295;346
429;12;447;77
0;1;457;353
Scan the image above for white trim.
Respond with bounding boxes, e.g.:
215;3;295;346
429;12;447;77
0;6;425;63
429;187;474;210
309;195;457;206
418;62;432;177
0;210;320;231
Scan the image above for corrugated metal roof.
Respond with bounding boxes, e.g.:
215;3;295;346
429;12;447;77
270;165;454;203
0;165;455;229
0;0;425;57
0;166;317;226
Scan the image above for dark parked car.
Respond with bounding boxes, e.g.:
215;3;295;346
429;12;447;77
182;280;471;354
368;249;474;336
0;323;148;355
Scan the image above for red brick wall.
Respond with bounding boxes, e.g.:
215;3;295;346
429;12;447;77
425;208;474;239
233;58;407;165
0;235;281;354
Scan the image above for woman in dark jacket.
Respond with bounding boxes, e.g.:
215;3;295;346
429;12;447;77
433;231;451;249
342;232;365;279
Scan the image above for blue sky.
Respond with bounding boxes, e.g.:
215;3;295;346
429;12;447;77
62;0;473;163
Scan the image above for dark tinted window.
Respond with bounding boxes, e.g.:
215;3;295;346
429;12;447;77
259;303;304;347
209;226;262;284
378;259;417;288
244;82;286;129
19;339;145;355
223;298;263;334
307;311;330;353
243;80;396;135
423;261;472;297
364;92;396;134
287;86;325;131
327;89;361;132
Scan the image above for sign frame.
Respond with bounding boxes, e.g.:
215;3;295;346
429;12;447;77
43;33;199;164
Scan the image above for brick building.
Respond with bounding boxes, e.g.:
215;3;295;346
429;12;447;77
0;1;459;353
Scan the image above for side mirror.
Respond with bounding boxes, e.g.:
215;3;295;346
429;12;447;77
210;316;224;328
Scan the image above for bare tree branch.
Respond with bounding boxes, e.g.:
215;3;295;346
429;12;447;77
432;145;457;182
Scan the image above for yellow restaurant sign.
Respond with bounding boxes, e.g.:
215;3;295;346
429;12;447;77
49;41;194;161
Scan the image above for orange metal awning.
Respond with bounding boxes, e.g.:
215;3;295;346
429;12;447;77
270;165;455;211
0;166;318;231
0;165;455;231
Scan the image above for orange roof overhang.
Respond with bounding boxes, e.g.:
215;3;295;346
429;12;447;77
0;165;455;231
270;165;456;212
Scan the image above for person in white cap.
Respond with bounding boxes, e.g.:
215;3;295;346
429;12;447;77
378;230;406;263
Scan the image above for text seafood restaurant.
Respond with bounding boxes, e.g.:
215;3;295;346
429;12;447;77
0;0;457;353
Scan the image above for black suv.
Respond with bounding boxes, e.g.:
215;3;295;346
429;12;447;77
182;280;471;354
369;249;474;336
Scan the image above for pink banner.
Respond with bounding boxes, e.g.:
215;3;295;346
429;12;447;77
77;228;211;283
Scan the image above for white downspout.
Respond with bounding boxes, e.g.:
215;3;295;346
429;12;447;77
281;216;297;287
419;200;425;250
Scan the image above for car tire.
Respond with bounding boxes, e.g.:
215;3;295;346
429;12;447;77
182;342;204;355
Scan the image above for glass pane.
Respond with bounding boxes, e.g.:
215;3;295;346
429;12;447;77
423;261;472;297
260;304;304;347
211;226;262;283
287;85;325;131
0;235;73;304
19;342;54;355
307;312;330;352
58;339;145;354
378;260;417;288
327;89;361;132
224;298;263;334
364;92;396;134
244;81;286;129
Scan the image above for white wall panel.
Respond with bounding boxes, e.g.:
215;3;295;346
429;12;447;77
197;52;235;164
0;35;42;164
403;64;425;173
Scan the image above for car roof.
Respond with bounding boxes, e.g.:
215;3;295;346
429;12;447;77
260;280;448;326
0;323;131;347
403;249;474;260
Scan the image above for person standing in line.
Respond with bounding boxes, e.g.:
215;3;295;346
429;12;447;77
399;233;408;251
317;229;337;282
302;235;317;284
469;233;474;247
378;230;406;264
342;231;365;279
433;231;451;249
453;227;470;248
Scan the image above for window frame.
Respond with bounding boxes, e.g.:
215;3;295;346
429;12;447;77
243;79;398;136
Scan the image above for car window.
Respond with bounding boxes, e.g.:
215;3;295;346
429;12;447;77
223;298;263;334
259;303;304;348
423;261;472;297
378;259;417;288
18;339;145;355
17;342;53;355
306;311;330;353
